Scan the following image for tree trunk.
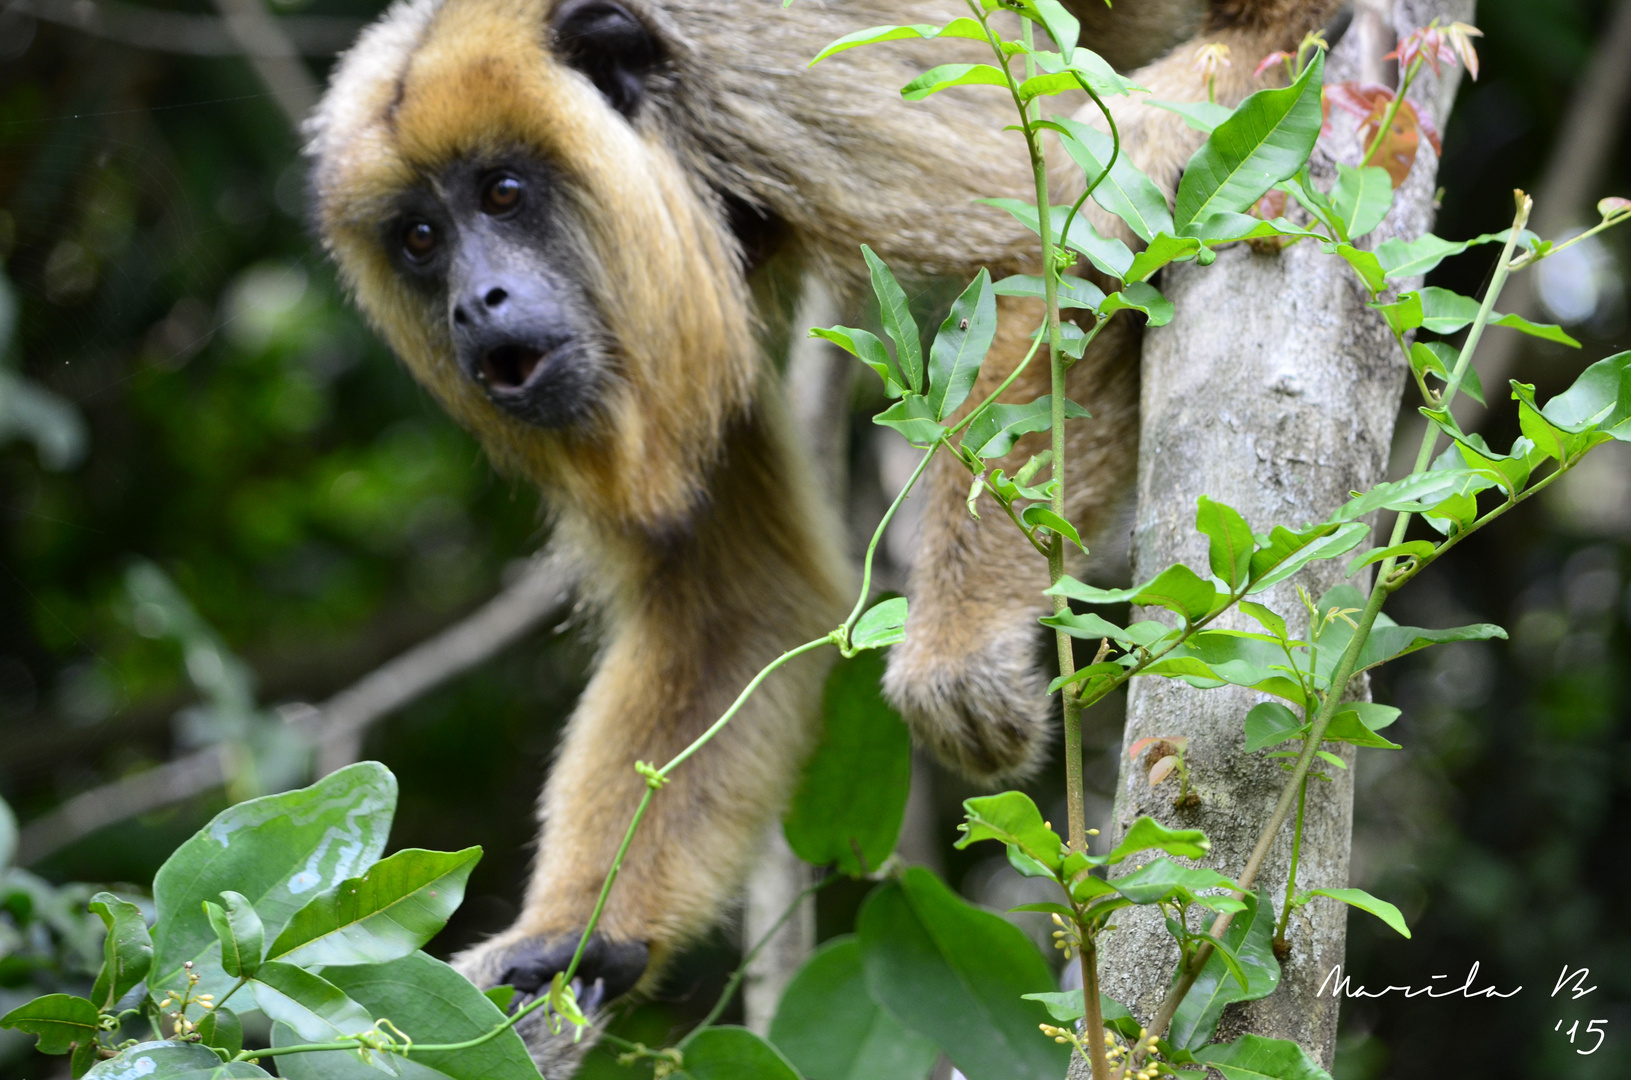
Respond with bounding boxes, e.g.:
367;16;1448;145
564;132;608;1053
1071;2;1470;1073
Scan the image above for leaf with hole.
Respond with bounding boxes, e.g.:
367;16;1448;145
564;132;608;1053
928;269;996;420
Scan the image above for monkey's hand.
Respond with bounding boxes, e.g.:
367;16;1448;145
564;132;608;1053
453;929;649;1075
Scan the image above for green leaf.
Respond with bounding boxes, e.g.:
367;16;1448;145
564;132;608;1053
1248;522;1368;592
1126;234;1204;283
980;199;1134;279
1523;351;1631;439
1329;165;1393;240
1309;887;1411;938
203;891;263;980
1025;0;1079;61
928;269;997;419
1332;244;1385;294
483;985;516;1012
851;597;908;651
1310;587;1507;679
873;393;945;448
1174;52;1324;231
1195;1034;1334;1080
0;994;101;1055
1032;46;1144;97
809;20;987;65
1135;564;1218;623
1020;505;1084;550
196;1007;242;1055
1244;702;1302;752
72;1036;99;1079
1106;817;1209;864
274;951;542;1080
769;937;938;1080
1408;341;1483;405
1101;282;1174;326
1417;286;1481;333
1041;611;1135;646
1049;116;1175;242
677;1028;802;1080
1370;291;1422;335
150;762;396;1004
993;273;1106;310
1153;632;1307;706
1169;893;1281;1051
961;395;1089;460
812;326;904;397
1018;990;1139;1040
266;846;479;967
1238;602;1287;641
89;891;153;1010
1110;858;1239;905
1491;312;1579;346
1197;497;1253;589
250;962;374;1046
901;63;1009;102
955;791;1063;872
784;652;913;876
85;1041;272;1080
1323;706;1402;749
1376;233;1468;278
861;246;922;393
1147;99;1234;133
859;868;1066;1080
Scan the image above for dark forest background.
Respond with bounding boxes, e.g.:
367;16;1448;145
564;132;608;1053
0;0;1627;1077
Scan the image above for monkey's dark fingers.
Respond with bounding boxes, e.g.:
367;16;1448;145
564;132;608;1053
454;930;649;1014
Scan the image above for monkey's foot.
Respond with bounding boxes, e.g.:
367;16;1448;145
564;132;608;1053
454;930;649;1076
884;617;1053;782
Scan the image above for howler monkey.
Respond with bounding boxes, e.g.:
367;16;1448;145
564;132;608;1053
306;0;1340;1070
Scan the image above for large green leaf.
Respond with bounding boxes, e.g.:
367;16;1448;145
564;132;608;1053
1328;165;1393;240
1109;859;1239;907
150;762;396;1003
250;962;374;1048
1174;52;1324;231
89;892;152;1010
266;847;480;967
1169;892;1281;1050
0;993;100;1054
769;937;937;1080
1197;496;1253;589
678;1027;801;1080
859;869;1066;1080
84;1041;271;1080
273;951;541;1080
1105;817;1209;864
1195;1034;1333;1080
927;270;996;420
784;653;912;876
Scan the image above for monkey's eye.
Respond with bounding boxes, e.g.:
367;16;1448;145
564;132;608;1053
402;220;439;262
481;174;524;217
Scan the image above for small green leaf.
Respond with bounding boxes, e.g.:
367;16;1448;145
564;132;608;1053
1376;233;1467;278
1147;99;1234;133
1136;564;1218;623
203;891;263;979
768;937;937;1080
89;892;152;1011
1346;540;1435;576
809;20;987;65
1196;496;1253;589
1332;244;1386;294
901;62;1009;102
861;246;922;393
1126;234;1205;283
784;652;912;876
1021;505;1084;550
851;597;908;650
1491;312;1580;346
483;985;516;1012
1026;0;1080;60
1175;52;1324;231
1049;116;1175;241
1329;165;1393;239
1417;286;1481;333
1110;859;1240;905
956;791;1064;872
266;847;480;967
1041;611;1134;645
1323;706;1402;749
993;273;1106;310
0;994;101;1055
1101;282;1174;326
961;395;1089;460
1248;522;1368;592
1238;602;1287;641
1329;470;1482;521
812;326;904;396
196;1007;243;1055
1244;702;1302;752
1309;887;1411;938
1195;1033;1334;1080
1106;817;1209;864
872;393;945;448
928;269;997;420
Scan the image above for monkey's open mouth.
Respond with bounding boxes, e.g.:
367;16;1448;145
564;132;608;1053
480;344;550;392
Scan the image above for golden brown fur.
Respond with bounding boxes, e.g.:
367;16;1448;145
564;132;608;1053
307;0;1341;1071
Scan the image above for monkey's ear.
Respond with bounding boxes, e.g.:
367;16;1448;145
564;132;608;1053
550;0;660;117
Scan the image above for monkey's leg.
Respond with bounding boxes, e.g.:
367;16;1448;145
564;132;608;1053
885;295;1140;781
454;400;848;1074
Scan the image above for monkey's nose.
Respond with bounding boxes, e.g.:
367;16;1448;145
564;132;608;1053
452;284;512;326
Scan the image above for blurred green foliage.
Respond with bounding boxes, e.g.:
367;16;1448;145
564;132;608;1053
0;0;1628;1078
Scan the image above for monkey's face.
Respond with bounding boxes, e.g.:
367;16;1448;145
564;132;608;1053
308;0;758;530
387;155;602;429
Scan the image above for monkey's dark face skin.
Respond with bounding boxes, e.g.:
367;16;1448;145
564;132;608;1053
384;156;605;430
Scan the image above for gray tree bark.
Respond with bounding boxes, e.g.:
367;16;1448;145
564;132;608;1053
1071;2;1471;1074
